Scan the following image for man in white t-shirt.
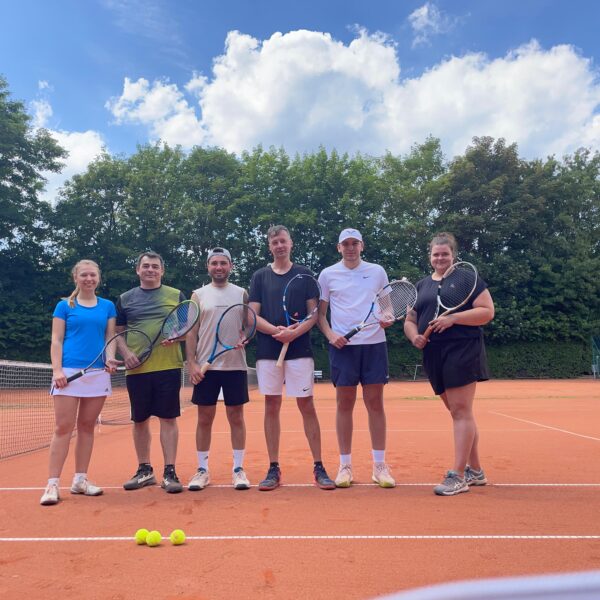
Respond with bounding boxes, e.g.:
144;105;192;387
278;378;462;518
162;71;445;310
185;248;251;491
318;228;396;488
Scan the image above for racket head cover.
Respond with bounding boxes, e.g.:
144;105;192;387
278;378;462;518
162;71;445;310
161;300;200;340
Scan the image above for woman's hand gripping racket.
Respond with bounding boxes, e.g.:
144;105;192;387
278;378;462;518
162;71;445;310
276;273;321;367
344;279;418;340
200;303;257;375
423;261;478;340
63;329;153;384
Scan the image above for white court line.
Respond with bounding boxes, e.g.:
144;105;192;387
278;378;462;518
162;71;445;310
490;412;600;442
2;483;600;491
1;534;600;542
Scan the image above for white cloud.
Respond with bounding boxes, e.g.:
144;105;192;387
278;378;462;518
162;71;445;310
30;95;105;203
106;30;600;160
409;3;455;48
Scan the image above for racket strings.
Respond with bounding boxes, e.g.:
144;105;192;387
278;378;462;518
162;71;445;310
376;282;417;320
440;265;477;308
217;305;256;347
102;330;152;365
284;276;321;322
162;301;200;339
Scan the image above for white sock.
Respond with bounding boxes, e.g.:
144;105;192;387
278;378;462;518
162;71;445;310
340;454;352;466
197;451;209;470
372;450;385;464
73;472;87;483
48;477;59;486
233;449;245;470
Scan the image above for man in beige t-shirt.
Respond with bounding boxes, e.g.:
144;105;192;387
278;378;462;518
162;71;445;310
185;248;251;490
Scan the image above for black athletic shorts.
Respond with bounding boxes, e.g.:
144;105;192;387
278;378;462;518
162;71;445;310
191;370;249;407
329;342;389;387
422;336;490;395
126;369;181;422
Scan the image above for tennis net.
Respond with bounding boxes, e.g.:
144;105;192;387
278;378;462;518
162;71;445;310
0;359;258;460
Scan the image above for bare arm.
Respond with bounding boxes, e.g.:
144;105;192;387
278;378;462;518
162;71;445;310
249;301;280;336
404;309;428;350
185;292;203;384
317;299;348;349
50;317;67;388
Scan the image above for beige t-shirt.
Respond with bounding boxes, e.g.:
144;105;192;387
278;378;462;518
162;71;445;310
192;283;248;370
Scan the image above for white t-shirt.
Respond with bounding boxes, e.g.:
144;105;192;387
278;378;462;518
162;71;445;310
192;283;248;370
318;260;389;345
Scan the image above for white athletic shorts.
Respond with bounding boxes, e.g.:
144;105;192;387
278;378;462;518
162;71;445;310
50;369;112;397
255;357;314;397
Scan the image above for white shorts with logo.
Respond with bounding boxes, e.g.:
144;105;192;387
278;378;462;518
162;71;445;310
255;357;314;397
50;368;112;397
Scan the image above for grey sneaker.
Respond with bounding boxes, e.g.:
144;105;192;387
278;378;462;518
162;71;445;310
433;470;469;496
161;466;183;493
258;465;281;491
188;467;210;491
123;465;156;490
40;483;60;506
465;465;487;486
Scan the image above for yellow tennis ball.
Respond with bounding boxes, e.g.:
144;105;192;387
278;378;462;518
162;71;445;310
170;529;186;545
146;530;162;547
134;528;149;545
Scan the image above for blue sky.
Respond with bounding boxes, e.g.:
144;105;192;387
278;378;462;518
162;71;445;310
1;1;599;200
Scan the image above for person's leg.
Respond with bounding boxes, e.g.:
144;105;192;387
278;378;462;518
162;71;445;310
443;382;478;474
296;396;322;461
73;396;105;474
336;386;357;456
226;404;245;452
133;419;152;463
47;396;79;479
264;394;282;462
362;383;386;452
196;404;217;454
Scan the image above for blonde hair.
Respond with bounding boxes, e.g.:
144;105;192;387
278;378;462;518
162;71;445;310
67;260;101;307
429;232;458;259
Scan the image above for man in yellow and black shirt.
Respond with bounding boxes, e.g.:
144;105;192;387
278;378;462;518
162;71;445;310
116;251;185;493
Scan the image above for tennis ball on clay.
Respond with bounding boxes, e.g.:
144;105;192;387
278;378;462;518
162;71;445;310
170;529;186;545
146;530;162;547
134;528;149;545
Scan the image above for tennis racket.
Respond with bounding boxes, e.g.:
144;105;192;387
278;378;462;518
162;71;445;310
200;303;257;374
344;279;418;340
64;329;153;383
422;261;478;340
276;273;321;367
148;299;200;347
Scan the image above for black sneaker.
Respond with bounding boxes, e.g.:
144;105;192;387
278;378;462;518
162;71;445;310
161;466;183;494
258;465;281;491
123;465;156;490
314;464;336;490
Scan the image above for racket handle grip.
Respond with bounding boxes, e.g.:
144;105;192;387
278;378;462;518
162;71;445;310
200;362;211;375
344;327;361;340
65;370;85;383
422;325;434;341
276;343;289;367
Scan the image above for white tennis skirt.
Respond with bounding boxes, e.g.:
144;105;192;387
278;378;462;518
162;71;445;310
50;369;112;397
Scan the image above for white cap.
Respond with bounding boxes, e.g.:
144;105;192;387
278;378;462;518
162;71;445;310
338;228;363;243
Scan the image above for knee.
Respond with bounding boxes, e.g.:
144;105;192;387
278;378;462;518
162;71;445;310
264;397;282;417
54;420;76;437
226;408;244;427
76;418;97;435
297;398;316;416
449;404;471;421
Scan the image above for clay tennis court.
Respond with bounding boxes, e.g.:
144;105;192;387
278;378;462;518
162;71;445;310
1;379;599;599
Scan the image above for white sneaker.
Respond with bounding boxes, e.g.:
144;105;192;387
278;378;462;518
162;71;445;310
372;463;396;488
232;467;250;490
40;483;60;505
335;464;353;488
71;478;103;496
188;468;210;491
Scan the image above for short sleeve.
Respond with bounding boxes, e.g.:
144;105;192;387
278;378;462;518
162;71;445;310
249;271;262;303
115;296;127;326
318;270;330;302
53;300;69;320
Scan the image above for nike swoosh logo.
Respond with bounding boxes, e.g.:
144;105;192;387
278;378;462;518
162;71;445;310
362;276;370;278
303;387;310;391
138;473;154;483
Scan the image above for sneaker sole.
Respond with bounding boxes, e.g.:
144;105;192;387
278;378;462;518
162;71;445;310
372;477;396;488
70;488;103;496
234;483;251;490
188;484;208;491
123;477;156;491
335;480;352;488
434;485;469;496
315;480;336;490
467;479;488;486
161;484;183;493
258;481;280;491
40;498;60;506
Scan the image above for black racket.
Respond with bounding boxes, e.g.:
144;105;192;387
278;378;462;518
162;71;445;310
200;303;257;374
65;329;152;383
276;273;321;367
423;261;478;340
344;279;418;340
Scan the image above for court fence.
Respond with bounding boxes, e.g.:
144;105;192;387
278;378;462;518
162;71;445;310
592;336;600;379
0;359;257;460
